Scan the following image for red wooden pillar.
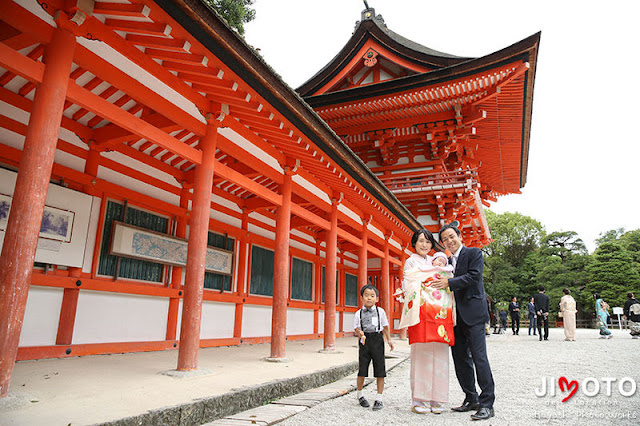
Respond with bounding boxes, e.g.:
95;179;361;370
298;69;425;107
380;235;391;324
398;244;408;339
0;25;76;398
233;208;249;339
56;147;101;345
323;197;339;350
313;238;322;335
177;120;218;371
357;217;369;296
166;188;189;341
269;168;293;359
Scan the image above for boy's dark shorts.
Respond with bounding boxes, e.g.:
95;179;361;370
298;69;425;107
358;332;386;378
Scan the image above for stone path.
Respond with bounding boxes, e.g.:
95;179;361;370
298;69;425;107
214;328;640;425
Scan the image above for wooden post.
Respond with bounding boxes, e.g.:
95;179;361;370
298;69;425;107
381;234;391;326
233;208;249;339
269;168;293;359
0;25;76;398
176;119;218;371
166;187;189;341
323;197;339;350
357;217;369;296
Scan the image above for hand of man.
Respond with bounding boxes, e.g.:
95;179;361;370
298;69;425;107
431;278;449;290
388;340;395;352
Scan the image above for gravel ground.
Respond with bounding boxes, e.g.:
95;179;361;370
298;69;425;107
280;327;640;425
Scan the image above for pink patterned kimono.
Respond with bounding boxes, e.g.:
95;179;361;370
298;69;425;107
402;253;455;404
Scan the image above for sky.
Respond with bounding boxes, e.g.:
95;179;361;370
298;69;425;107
243;1;640;253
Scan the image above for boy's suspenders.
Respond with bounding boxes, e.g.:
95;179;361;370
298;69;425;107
359;307;381;332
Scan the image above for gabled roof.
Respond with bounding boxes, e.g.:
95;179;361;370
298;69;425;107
297;7;472;97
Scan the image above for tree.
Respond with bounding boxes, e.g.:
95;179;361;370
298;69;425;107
205;0;256;35
595;228;625;247
586;241;640;309
619;229;640;269
484;211;545;267
540;231;587;263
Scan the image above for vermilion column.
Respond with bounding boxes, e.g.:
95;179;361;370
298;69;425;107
399;244;408;339
269;169;293;359
166;188;189;341
56;147;101;346
323;198;339;350
380;235;391;323
177;121;218;371
0;26;76;398
233;208;249;339
357;218;369;296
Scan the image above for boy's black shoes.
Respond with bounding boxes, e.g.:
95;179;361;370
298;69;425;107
359;396;370;408
372;400;383;411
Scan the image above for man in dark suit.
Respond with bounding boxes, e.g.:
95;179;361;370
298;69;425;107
508;296;520;335
533;286;550;340
432;225;495;421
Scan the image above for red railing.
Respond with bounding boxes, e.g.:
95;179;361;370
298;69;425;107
378;169;479;194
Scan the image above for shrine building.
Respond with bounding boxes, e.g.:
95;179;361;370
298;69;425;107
0;0;539;397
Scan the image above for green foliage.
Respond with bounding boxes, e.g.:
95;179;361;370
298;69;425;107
205;0;256;35
586;241;640;308
484;211;544;266
595;228;625;247
481;214;640;320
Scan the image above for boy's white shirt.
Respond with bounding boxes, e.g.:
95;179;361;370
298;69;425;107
353;304;389;332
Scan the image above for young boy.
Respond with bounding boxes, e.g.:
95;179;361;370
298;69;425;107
353;284;395;410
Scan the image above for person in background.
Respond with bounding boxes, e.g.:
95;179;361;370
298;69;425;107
499;309;508;332
594;293;612;339
508;296;520;335
533;286;549;341
623;292;640;339
559;288;577;341
528;297;537;336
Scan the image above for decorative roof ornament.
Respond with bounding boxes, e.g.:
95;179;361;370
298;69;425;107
356;0;385;31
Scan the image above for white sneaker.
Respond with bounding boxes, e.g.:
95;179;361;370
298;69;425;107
632;335;639;339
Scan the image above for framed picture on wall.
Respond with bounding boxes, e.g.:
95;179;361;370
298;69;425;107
0;194;75;243
109;221;234;275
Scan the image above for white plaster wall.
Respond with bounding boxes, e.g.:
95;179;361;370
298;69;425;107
241;305;272;338
286;308;314;335
247;222;275;241
210;209;242;230
18;287;64;347
200;301;235;339
97;154;180;207
73;291;169;344
318;311;341;333
289;238;315;255
343;312;356;333
368;258;381;269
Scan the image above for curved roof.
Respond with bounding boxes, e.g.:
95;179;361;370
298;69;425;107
297;7;472;97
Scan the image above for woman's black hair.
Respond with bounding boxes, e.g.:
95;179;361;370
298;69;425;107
594;293;600;299
411;228;445;252
562;288;570;295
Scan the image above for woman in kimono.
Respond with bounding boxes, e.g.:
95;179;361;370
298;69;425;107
400;229;454;415
559;288;577;341
594;293;612;339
